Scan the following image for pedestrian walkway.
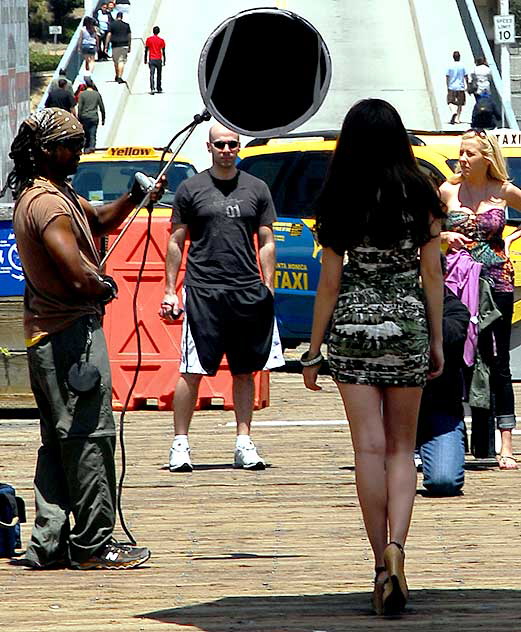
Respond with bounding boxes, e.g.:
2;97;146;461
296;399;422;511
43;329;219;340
97;0;474;170
1;365;520;631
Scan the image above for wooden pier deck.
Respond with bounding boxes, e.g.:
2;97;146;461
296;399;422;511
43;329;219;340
1;363;521;632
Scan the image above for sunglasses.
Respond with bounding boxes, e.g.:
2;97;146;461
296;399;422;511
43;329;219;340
59;137;85;152
465;127;487;138
212;140;239;150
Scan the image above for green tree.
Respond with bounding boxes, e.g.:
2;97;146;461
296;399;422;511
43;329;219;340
29;0;83;41
512;0;521;33
48;0;83;24
28;0;52;38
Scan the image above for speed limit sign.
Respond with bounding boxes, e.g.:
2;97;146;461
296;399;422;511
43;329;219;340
494;14;516;44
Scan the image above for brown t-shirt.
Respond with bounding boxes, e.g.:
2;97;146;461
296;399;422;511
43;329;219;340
13;177;101;344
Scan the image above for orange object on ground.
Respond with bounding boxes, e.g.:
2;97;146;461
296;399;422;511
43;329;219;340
103;212;270;411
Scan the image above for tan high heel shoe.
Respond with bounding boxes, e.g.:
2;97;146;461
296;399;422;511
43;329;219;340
382;541;408;615
372;565;386;615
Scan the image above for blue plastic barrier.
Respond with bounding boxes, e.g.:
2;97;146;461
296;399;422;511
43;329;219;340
0;221;24;296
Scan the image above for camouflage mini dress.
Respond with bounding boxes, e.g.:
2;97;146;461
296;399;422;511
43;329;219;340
328;233;429;386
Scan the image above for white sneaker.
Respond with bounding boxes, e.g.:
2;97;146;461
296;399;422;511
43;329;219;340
234;439;266;470
169;443;193;472
414;450;423;471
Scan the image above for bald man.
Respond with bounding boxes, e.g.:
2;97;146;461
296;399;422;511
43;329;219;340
161;123;284;472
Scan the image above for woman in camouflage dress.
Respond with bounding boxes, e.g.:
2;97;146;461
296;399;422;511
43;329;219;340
301;99;445;615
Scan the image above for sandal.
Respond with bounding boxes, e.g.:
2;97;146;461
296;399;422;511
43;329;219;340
372;565;386;615
498;455;518;470
382;542;408;615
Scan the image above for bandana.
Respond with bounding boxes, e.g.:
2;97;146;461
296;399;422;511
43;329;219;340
20;107;84;147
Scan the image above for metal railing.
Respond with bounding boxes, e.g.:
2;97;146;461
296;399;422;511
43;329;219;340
459;0;519;129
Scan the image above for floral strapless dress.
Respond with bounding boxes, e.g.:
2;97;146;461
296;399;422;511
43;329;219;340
445;207;514;292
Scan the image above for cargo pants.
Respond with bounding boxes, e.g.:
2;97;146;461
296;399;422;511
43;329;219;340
24;315;116;567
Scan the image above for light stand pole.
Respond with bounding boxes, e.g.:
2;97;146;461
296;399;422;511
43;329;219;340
99;110;211;270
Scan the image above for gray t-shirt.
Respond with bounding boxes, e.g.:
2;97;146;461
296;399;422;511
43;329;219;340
172;169;276;289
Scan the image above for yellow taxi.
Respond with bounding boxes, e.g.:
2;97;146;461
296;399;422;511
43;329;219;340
238;132;456;348
72;146;197;207
239;129;521;350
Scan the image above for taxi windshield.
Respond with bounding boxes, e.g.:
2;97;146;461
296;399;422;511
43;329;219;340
71;160;197;205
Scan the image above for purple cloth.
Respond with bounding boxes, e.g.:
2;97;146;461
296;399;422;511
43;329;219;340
445;250;482;366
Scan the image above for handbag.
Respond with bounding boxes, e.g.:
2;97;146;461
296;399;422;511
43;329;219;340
468;75;477;95
0;483;26;557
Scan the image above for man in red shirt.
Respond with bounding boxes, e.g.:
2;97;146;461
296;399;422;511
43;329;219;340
144;26;166;95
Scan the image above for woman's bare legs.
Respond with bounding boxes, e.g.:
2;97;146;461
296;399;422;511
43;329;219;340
382;387;422;546
336;383;388;569
337;383;423;562
84;53;95;73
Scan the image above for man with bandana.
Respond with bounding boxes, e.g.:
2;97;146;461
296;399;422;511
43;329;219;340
2;108;164;570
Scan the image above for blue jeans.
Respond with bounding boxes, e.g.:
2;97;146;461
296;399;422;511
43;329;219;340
489;291;515;430
418;413;465;496
149;59;162;92
80;118;98;151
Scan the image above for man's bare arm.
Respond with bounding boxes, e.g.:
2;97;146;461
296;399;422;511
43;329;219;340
79;176;166;236
159;223;188;320
258;224;276;293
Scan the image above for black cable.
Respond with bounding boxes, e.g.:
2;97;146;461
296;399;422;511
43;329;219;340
116;205;153;545
114;110;211;544
158;111;211;175
158;120;195;173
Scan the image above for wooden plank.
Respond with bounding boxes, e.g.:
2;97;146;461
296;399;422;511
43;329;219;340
0;367;520;631
0;297;25;349
0;297;31;397
0;203;14;221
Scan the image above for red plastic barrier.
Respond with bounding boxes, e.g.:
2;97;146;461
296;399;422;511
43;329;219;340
103;212;270;411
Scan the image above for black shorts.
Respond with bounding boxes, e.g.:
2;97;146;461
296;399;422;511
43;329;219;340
182;284;275;375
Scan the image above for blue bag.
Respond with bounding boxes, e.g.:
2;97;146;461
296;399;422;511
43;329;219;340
0;483;26;557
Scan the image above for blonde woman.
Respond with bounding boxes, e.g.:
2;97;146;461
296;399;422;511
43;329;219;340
440;129;521;469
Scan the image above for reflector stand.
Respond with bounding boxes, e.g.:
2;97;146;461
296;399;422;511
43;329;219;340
98;109;212;270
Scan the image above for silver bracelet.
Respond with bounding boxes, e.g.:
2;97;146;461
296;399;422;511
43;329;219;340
300;351;324;367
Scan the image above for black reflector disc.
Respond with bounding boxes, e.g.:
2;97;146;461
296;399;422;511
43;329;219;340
198;8;331;137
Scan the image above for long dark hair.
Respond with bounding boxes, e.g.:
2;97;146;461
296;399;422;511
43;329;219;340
0;121;40;199
83;16;96;33
84;76;98;91
1;109;84;200
315;99;445;254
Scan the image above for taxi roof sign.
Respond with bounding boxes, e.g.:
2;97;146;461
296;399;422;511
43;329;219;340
105;147;158;157
268;136;327;145
491;128;521;147
409;128;521;148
